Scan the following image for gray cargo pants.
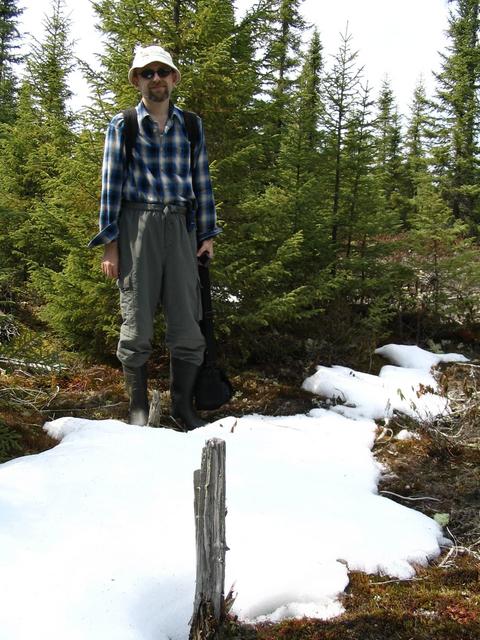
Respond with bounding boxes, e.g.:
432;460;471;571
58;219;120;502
116;202;205;368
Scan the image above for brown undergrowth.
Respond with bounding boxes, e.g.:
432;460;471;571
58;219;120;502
1;357;479;638
0;364;127;462
0;360;314;462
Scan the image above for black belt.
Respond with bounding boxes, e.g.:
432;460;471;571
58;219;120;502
122;201;188;214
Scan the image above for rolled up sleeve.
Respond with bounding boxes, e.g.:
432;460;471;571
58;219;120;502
88;116;125;247
192;118;222;243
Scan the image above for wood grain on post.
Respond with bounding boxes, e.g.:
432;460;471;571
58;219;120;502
147;390;163;427
190;438;227;640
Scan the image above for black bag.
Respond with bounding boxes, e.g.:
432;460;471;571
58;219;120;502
195;363;234;411
195;257;233;411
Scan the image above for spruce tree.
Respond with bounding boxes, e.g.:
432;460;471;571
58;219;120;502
28;0;73;127
404;79;435;211
0;0;75;291
321;27;363;256
334;80;405;330
0;0;22;124
0;0;23;284
341;82;378;258
373;79;409;226
433;0;480;233
407;179;480;335
178;0;253;159
277;29;324;232
0;0;74;205
261;0;307;158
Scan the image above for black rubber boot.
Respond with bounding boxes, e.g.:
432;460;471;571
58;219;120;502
170;358;207;431
123;363;149;426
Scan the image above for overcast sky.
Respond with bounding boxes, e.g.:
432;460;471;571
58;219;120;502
19;0;450;115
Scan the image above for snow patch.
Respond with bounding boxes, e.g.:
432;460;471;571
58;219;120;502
0;344;461;639
375;343;468;370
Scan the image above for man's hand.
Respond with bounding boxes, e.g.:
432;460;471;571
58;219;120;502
197;238;214;260
101;241;119;279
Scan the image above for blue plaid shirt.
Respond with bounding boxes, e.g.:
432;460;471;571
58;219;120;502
89;101;221;247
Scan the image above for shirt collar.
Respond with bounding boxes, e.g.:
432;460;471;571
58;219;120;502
136;100;182;124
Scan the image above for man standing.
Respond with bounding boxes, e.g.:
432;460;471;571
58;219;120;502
89;44;221;430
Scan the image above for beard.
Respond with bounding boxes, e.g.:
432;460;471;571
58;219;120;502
147;84;170;103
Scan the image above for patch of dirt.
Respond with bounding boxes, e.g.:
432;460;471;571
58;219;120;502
375;361;480;549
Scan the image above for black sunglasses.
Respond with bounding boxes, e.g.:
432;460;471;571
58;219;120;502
139;67;173;80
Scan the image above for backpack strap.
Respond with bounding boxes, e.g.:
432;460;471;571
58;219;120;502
123;107;138;170
182;109;200;170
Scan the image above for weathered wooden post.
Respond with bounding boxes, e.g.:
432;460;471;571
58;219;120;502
189;438;227;640
147;389;163;427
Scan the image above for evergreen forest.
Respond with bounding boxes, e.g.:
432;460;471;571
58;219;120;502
1;0;479;370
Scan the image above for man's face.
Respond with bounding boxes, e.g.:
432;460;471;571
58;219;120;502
133;63;178;104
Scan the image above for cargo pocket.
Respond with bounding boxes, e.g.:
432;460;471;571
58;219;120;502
118;274;134;324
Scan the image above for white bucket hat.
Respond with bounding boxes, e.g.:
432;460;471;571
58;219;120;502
128;45;181;85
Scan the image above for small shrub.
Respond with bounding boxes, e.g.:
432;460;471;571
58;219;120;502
0;421;23;463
